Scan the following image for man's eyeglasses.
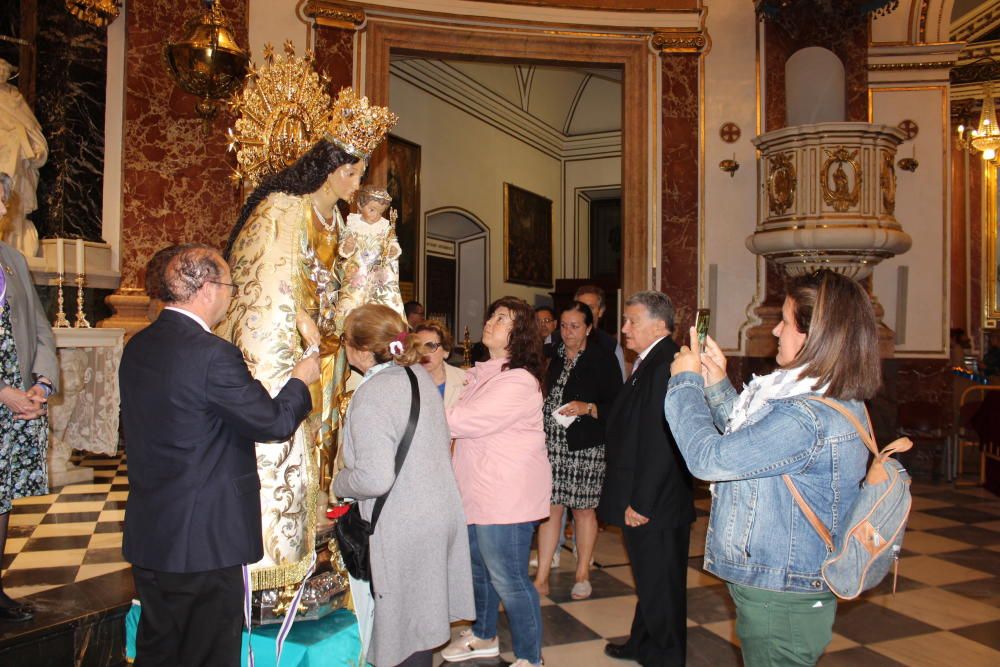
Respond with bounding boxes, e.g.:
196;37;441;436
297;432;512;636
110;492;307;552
209;280;238;297
421;341;443;352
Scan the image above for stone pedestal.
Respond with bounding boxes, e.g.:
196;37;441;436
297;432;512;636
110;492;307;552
98;288;152;338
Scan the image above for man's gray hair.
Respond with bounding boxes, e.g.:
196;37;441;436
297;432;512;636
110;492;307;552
161;244;224;304
625;290;675;332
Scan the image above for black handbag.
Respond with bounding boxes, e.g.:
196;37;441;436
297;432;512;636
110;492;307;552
334;366;420;582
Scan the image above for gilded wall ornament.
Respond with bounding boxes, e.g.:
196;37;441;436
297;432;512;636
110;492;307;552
821;147;861;213
651;30;707;54
767;152;796;215
880;150;896;215
226;42;332;187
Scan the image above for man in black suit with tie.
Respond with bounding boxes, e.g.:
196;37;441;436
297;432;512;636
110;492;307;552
120;244;319;667
599;290;694;666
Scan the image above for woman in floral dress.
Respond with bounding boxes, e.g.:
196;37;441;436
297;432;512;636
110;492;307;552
0;172;59;622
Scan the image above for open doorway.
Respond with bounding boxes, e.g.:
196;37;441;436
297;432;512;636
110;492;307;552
362;19;654;301
425;208;489;344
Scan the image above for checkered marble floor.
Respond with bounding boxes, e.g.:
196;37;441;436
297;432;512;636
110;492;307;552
3;457;999;666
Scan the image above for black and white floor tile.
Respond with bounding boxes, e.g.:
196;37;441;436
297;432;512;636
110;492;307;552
2;456;999;666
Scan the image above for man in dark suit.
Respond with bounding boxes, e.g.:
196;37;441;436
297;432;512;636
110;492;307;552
120;244;319;667
598;290;695;667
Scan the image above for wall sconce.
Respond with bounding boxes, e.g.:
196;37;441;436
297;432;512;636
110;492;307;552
897;144;918;172
719;154;739;177
164;0;250;123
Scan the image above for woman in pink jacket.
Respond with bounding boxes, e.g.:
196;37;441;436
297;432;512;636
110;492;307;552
441;297;550;667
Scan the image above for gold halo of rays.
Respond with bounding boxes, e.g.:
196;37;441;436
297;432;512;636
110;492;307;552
226;41;332;188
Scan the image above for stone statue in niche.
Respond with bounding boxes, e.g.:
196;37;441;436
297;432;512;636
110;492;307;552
0;58;47;258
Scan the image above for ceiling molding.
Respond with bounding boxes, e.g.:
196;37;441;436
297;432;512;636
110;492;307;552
950;1;1000;43
390;58;621;161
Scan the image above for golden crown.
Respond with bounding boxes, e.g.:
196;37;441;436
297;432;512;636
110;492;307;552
324;88;398;160
225;42;331;187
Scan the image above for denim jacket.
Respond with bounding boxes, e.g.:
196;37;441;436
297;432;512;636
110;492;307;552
664;371;869;593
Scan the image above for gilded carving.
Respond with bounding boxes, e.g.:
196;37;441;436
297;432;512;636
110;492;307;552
767;152;796;216
821;147;861;213
303;1;365;28
651;30;707;54
880;150;896;215
226;42;332;187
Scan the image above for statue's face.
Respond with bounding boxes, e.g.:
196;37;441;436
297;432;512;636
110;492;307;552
327;160;366;203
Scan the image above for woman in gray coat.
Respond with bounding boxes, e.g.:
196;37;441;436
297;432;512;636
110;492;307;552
333;303;474;667
0;172;59;623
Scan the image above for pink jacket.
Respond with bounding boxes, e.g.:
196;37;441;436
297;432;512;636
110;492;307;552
448;358;551;525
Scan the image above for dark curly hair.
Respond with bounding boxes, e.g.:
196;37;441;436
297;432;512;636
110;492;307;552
487;296;546;387
224;139;361;259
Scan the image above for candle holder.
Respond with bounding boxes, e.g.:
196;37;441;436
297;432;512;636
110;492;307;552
53;274;72;328
74;273;91;328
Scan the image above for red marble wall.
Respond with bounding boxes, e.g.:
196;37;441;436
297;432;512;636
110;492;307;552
120;0;249;289
313;25;354;96
661;54;700;337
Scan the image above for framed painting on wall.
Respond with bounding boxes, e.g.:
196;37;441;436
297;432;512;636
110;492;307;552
504;183;552;287
386;135;421;295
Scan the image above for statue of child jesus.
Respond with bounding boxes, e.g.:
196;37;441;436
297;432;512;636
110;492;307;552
332;186;406;333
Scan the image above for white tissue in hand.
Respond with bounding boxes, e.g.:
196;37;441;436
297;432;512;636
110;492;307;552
553;403;577;429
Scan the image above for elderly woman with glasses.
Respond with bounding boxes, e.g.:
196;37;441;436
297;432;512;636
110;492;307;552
413;321;466;409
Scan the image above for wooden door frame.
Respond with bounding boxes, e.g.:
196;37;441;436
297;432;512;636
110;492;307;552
358;18;654;300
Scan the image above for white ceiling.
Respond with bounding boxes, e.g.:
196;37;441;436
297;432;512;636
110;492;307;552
393;56;623;137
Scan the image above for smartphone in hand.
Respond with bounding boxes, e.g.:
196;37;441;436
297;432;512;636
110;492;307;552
695;309;711;346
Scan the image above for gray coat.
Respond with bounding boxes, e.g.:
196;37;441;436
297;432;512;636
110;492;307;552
0;242;58;392
333;364;474;666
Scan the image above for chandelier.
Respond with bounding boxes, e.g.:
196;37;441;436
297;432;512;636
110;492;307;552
65;0;121;27
970;82;1000;160
164;0;250;122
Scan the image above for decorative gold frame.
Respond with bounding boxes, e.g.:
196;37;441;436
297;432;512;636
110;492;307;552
985;161;1000;329
821;147;862;213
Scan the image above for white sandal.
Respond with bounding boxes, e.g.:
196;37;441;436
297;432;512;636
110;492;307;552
570;580;592;600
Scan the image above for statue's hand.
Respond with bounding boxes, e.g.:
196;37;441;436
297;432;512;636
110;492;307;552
296;308;321;349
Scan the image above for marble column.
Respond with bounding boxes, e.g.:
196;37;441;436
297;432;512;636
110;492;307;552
660;54;700;335
33;0;108;242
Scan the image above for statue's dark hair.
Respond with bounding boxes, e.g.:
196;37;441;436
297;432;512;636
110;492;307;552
224;139;361;259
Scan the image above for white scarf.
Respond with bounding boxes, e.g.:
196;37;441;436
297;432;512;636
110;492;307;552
725;366;827;433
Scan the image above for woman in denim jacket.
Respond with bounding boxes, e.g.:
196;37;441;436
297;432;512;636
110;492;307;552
664;271;880;666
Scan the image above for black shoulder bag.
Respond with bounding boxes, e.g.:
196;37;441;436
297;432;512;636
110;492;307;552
334;366;420;582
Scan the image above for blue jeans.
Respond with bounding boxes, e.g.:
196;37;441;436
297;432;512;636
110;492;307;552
468;523;542;664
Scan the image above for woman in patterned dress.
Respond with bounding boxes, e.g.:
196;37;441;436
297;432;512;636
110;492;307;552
534;301;622;600
0;172;59;622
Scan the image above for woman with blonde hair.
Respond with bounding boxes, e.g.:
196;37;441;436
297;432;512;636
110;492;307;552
333;304;473;666
666;270;880;666
413;320;466;408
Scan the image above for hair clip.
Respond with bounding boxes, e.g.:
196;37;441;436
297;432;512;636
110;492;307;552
389;340;404;355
